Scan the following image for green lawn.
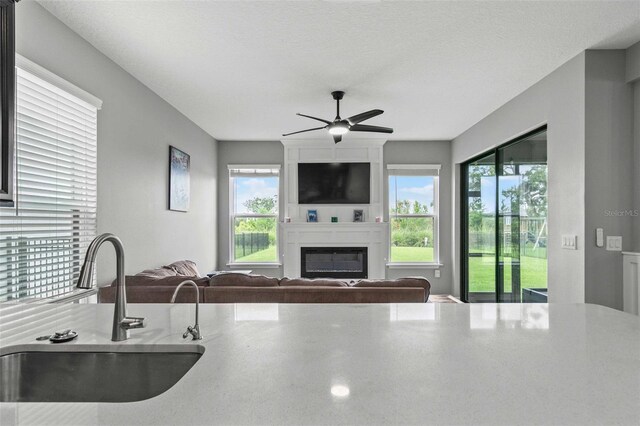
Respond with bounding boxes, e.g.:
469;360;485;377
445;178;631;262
390;246;434;262
235;245;277;263
391;246;547;294
468;254;547;293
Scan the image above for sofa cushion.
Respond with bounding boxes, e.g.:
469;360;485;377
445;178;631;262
99;285;203;303
122;275;209;287
135;268;178;279
163;260;200;277
279;277;349;287
209;273;279;287
351;277;431;290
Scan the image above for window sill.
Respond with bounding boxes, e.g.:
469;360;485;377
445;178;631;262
386;263;443;269
226;262;282;269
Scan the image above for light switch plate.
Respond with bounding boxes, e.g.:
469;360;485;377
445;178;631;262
606;236;622;251
561;235;578;250
434;270;440;278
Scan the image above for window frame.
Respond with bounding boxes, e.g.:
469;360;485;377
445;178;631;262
227;164;281;267
387;164;441;268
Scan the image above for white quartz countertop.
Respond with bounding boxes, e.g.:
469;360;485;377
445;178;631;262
1;302;639;426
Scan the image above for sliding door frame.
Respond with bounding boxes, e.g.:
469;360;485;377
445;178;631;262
460;125;548;303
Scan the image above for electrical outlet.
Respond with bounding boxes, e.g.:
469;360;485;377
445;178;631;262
606;236;622;251
434;270;440;278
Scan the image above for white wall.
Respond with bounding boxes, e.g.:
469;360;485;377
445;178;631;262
383;140;452;294
16;2;218;284
452;53;587;303
584;50;634;310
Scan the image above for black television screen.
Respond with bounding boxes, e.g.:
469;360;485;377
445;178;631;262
298;163;370;204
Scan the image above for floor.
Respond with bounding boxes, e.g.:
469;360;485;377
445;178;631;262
429;294;464;303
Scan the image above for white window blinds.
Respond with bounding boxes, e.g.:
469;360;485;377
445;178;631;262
0;67;99;301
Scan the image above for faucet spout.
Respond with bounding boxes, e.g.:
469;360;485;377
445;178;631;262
76;233;146;342
170;280;202;340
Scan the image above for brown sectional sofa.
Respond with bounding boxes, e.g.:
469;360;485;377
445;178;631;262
98;273;431;304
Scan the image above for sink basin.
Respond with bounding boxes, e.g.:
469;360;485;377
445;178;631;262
0;345;204;402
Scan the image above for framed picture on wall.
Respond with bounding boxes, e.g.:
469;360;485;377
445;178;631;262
353;209;364;222
169;146;190;212
307;209;318;222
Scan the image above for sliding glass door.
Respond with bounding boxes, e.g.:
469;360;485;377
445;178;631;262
462;128;547;303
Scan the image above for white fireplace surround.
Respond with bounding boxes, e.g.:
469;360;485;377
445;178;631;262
280;139;388;279
281;222;388;279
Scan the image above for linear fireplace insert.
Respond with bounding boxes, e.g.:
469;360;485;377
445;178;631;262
301;247;368;279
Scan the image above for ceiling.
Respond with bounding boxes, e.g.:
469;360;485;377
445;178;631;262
38;0;640;142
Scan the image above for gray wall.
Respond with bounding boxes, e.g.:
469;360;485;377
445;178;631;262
452;52;587;303
584;50;634;310
216;140;453;293
628;41;640;250
383;141;452;294
635;84;640;248
17;2;218;284
217;141;284;277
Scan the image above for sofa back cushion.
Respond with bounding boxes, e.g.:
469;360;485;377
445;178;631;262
122;275;208;287
352;277;431;290
279;277;349;287
163;260;200;277
99;285;203;303
209;273;279;287
282;287;425;303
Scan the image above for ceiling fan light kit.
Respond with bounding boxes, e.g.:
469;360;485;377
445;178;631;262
283;90;393;144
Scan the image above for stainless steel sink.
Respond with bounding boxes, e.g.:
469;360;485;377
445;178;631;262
0;345;204;402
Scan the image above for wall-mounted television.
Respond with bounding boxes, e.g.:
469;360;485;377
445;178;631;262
298;162;370;204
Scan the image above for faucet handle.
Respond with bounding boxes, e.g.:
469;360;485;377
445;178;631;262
183;325;202;340
121;316;146;330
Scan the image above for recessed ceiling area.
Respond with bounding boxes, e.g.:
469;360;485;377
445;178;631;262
38;0;640;141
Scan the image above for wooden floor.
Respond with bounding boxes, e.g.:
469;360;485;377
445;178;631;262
428;294;464;303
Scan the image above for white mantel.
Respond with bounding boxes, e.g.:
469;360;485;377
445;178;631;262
281;222;389;279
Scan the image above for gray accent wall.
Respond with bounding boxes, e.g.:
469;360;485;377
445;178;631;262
217;141;285;277
383;141;452;294
17;2;218;285
584;50;634;310
216;139;453;294
452;52;587;304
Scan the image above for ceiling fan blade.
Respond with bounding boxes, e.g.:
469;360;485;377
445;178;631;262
350;124;394;134
346;109;383;125
282;126;326;137
332;134;342;144
297;113;331;125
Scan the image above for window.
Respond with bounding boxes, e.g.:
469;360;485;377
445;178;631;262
229;165;280;264
388;164;440;265
0;59;101;301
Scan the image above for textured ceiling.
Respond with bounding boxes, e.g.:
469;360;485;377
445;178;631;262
38;0;640;142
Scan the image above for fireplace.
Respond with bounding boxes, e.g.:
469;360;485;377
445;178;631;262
300;247;368;279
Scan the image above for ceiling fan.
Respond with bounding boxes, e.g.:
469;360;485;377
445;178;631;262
282;91;393;143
